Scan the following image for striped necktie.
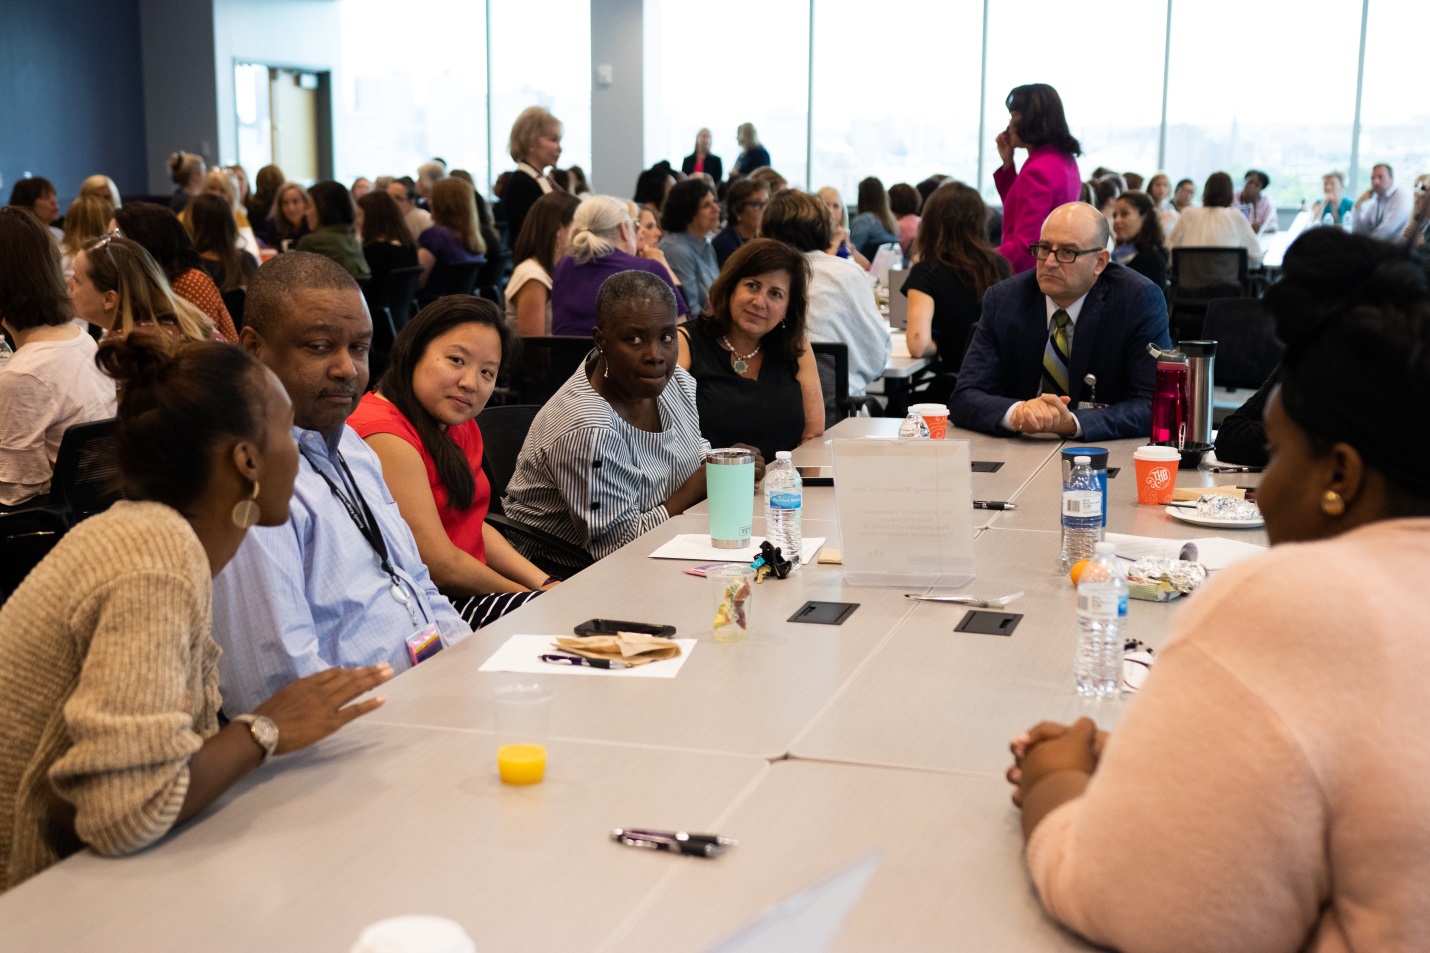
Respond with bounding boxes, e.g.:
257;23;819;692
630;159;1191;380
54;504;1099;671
1041;309;1071;396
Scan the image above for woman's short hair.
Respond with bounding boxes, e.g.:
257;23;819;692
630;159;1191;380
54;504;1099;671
113;201;206;284
513;191;582;277
594;269;677;330
508;106;561;164
377;295;512;511
724;179;768;224
888;183;922;218
915;182;1009;302
1116;191;1166;251
1265;228;1430;509
79;174;122;209
96;333;266;509
747;167;787;195
737;123;759;150
1004;84;1082;157
417;161;447;192
702;237;810;363
356;190;414;248
168;151;204;186
187;193;247;292
567;195;632;265
430;177;485;255
760;189;832;254
816;187;848;229
82;235;213;341
61;194;116;258
1324;170;1347;188
8;177;55;211
202;168;240;209
253;164;285;203
661;178;715;233
308;180;356;228
0;206;72;330
1202;172;1235;208
1244;169;1271;190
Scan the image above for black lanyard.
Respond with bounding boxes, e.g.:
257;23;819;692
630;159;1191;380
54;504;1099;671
306;449;427;625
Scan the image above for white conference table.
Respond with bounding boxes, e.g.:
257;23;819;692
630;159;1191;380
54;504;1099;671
0;418;1266;951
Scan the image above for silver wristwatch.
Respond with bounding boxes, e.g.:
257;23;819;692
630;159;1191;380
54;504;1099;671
232;714;279;764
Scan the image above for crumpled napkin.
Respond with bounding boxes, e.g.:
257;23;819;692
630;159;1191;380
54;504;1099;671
549;632;682;667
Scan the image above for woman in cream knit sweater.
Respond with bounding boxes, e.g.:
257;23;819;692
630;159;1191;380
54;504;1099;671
1006;229;1430;952
0;333;394;892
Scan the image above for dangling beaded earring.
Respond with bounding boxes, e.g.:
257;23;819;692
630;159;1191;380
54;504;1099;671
600;349;609;379
231;481;261;529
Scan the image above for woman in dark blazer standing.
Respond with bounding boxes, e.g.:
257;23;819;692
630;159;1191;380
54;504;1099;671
681;128;723;183
503;106;564;246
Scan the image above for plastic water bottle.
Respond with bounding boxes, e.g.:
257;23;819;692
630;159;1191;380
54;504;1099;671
897;412;930;439
1060;455;1103;573
0;337;13;374
764;450;803;570
1074;541;1128;696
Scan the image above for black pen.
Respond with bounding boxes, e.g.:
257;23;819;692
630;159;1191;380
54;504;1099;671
973;500;1017;510
540;653;633;670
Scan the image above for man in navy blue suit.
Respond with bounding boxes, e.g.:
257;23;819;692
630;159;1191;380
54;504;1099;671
952;202;1171;441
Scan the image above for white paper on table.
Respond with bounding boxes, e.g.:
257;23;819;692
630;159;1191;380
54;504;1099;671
1104;533;1266;572
648;534;825;564
704;851;883;953
477;635;698;679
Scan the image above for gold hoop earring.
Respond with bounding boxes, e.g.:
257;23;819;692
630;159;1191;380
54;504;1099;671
1320;489;1345;517
231;481;261;529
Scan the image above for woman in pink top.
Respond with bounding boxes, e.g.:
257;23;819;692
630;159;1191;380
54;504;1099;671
1007;227;1430;952
993;84;1083;274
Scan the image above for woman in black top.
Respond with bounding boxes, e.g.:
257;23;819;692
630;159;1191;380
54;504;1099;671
356;190;419;294
681;128;723;183
1111;191;1168;289
187;193;257;292
503;106;564;246
900;182;1010;373
676;238;824;460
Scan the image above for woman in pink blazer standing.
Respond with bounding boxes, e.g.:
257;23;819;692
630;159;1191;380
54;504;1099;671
993;84;1083;274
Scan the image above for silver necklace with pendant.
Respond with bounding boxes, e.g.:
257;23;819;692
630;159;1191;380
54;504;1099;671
720;335;761;375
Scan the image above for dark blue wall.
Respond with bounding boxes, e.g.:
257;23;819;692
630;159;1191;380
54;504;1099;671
0;0;149;206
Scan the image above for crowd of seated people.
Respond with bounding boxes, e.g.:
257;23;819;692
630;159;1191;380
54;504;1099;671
3;83;1428;921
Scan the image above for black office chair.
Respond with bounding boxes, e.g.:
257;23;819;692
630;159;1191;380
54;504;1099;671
503;335;593;406
811;342;882;430
48;418;123;525
385;264;425;332
1168;247;1250;341
1202;297;1284;392
0;508;70;604
221;288;246;331
477;249;510;308
473;404;594;577
423;261;482;303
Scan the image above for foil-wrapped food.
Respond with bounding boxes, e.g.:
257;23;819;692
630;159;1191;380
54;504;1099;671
1126;556;1209;602
1196;494;1262;521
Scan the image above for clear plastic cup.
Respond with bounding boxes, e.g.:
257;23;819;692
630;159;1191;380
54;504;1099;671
493;682;553;785
709;564;755;641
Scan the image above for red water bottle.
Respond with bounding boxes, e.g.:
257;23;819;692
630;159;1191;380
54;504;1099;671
1148;345;1188;445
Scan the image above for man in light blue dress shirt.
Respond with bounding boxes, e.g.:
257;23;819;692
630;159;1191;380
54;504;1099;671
212;253;469;713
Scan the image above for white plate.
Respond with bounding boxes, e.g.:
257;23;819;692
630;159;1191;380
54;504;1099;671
1164;505;1264;529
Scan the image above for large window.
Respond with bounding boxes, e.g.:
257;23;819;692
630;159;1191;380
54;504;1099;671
1164;0;1361;208
809;0;982;202
336;0;489;189
644;0;810;190
490;0;592;185
1356;0;1424;196
983;0;1167;198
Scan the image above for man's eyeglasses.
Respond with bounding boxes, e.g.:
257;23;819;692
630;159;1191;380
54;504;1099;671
1029;242;1102;264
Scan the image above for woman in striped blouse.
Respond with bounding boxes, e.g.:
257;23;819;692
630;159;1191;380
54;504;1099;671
503;270;762;562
